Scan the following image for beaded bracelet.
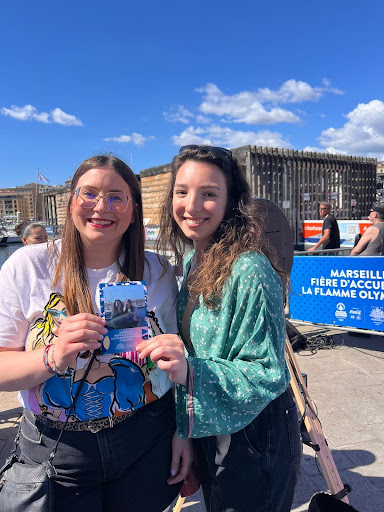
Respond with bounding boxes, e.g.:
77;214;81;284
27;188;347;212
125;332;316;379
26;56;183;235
43;344;72;377
43;344;55;374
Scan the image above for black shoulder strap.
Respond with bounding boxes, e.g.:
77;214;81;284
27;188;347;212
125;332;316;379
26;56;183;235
49;351;97;462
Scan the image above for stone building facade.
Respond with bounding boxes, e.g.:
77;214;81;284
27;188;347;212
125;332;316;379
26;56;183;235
139;146;377;244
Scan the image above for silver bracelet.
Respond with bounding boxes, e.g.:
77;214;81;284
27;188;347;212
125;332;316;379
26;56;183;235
49;344;73;377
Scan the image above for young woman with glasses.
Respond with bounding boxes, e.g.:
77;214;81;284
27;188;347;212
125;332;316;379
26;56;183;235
0;155;192;512
138;146;301;512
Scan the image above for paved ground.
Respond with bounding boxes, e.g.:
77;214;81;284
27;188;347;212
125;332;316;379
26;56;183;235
1;325;383;511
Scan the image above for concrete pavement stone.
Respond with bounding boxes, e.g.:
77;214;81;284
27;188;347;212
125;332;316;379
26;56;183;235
301;390;340;415
369;372;384;385
337;440;382;468
348;357;384;375
337;367;383;387
314;356;357;372
357;465;384;490
340;393;384;427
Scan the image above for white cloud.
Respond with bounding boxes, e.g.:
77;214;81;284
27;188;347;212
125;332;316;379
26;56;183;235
1;104;47;122
321;77;344;96
318;100;384;156
193;80;343;126
104;135;133;143
163;105;194;124
50;108;83;126
195;114;211;124
163;105;211;125
104;133;155;147
172;124;293;150
303;145;348;156
256;78;343;104
197;83;300;125
1;104;83;126
164;80;343;129
33;112;50;123
256;80;322;104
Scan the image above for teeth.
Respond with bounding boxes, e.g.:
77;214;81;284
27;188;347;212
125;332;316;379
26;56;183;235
90;219;112;226
185;218;205;226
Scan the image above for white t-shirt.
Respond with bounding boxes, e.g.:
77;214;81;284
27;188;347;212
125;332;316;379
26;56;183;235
0;241;178;421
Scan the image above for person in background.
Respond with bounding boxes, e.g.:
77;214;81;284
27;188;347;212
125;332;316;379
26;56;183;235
351;202;384;255
15;220;28;237
21;223;48;245
0;155;191;512
138;145;301;512
307;202;340;254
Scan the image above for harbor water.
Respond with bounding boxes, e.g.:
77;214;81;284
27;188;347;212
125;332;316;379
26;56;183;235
0;242;23;268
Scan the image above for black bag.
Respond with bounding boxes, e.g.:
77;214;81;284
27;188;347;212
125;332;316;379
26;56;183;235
0;455;56;512
0;353;96;512
309;492;359;512
286;319;308;352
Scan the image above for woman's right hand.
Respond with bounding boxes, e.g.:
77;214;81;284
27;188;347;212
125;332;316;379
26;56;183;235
53;313;107;370
137;334;188;386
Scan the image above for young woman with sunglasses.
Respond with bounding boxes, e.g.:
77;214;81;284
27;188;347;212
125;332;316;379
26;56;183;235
0;155;191;512
138;146;301;512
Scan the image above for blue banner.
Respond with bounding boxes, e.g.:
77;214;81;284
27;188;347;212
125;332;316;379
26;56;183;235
289;256;384;332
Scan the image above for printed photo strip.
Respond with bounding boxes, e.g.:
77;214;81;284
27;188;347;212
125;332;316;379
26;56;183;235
99;281;149;354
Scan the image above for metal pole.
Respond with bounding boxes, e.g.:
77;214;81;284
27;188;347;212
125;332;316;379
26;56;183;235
288;319;384;337
35;169;39;221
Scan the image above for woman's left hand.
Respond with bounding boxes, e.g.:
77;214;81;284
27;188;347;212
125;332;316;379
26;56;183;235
137;334;188;386
167;431;193;485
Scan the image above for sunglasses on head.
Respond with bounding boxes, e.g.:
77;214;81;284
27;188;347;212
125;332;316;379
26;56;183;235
179;145;232;159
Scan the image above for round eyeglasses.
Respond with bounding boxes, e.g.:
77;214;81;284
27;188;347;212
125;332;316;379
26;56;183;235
75;186;131;213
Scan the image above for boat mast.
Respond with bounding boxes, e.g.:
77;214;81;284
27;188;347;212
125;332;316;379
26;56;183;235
35;169;39;221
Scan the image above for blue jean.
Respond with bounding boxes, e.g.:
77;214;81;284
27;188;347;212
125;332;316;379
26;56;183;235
195;388;301;512
18;391;182;512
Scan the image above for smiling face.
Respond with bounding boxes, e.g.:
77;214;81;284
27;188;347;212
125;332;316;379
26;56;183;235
114;300;123;311
172;160;228;254
70;167;134;256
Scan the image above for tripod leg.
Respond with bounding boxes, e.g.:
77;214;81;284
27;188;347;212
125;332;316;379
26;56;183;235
285;338;349;504
173;495;186;512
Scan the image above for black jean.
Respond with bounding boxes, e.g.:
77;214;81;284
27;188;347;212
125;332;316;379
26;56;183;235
195;388;301;512
18;391;182;512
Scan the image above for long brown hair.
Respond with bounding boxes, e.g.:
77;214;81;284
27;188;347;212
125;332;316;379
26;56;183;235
52;155;145;315
156;147;286;308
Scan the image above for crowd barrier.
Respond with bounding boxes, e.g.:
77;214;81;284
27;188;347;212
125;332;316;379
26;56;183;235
289;255;384;335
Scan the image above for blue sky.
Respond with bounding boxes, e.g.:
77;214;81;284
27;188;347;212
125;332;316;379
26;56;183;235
101;283;146;305
1;0;383;187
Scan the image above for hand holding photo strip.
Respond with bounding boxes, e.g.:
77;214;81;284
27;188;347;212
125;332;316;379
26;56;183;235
99;281;150;354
